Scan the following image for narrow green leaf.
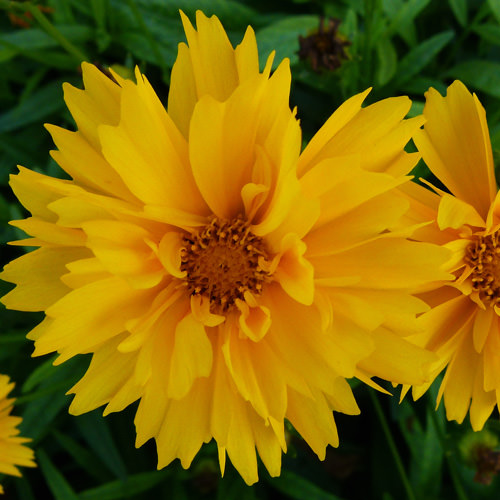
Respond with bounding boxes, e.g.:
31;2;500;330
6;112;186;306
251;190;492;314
447;60;500;98
79;471;170;500
255;15;319;69
394;30;454;85
376;36;397;85
75;412;128;480
0;25;92;54
386;0;431;45
14;474;36;500
22;356;59;393
38;449;79;500
18;357;84;438
52;430;110;482
0;80;65;134
448;0;468;26
267;469;345;500
90;0;107;29
473;23;500;45
487;0;500;23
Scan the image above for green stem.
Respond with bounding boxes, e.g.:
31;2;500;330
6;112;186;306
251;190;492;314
427;405;470;500
369;390;417;500
0;0;89;62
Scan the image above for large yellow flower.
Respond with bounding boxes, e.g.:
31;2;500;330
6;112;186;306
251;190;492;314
1;11;450;484
0;375;35;494
400;80;500;430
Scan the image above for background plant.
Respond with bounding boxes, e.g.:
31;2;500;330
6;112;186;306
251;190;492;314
1;0;500;498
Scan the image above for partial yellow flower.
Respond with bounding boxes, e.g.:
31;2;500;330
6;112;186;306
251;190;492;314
400;80;500;430
1;11;450;485
0;375;35;493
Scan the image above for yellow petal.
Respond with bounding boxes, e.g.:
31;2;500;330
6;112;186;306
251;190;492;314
1;247;87;311
414;81;496;218
312;238;452;289
63;61;121;150
167;313;213;399
191;295;225;327
156;377;212;470
441;333;478;424
10;216;85;246
437;193;485;230
68;334;142;415
99;76;205;213
235;295;271;342
36;277;155;363
469;355;496;431
286;388;339;459
472;307;494;353
274;234;314;305
358;327;437;385
298;89;371;175
46;124;134;201
83;219;164;289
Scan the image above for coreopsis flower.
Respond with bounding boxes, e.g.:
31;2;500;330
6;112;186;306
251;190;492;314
1;11;450;484
400;80;500;430
0;375;35;493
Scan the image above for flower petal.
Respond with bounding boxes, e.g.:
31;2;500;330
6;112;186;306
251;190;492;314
413;81;496;218
167;313;213;399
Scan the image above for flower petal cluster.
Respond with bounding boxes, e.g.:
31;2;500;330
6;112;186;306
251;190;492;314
400;80;500;430
0;375;35;493
1;11;450;484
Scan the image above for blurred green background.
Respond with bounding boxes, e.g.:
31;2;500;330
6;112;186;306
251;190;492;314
1;0;500;498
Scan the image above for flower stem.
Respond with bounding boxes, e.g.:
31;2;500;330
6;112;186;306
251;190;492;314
369;390;417;500
427;404;469;500
0;0;89;62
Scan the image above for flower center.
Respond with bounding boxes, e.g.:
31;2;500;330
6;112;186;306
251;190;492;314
465;232;500;306
180;217;271;314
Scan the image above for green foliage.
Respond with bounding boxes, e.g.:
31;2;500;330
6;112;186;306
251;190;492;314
0;0;500;498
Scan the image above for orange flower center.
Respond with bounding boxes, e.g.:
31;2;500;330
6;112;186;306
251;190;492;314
465;232;500;306
180;217;271;313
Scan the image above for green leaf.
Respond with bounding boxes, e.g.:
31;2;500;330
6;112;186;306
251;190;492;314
448;0;468;26
19;359;81;440
110;0;257;30
52;430;110;482
447;60;500;98
376;36;397;85
22;356;59;393
79;471;171;500
75;412;128;480
473;23;500;45
401;76;447;95
394;30;454;85
256;15;319;69
0;25;92;59
267;469;345;500
14;475;36;500
0;80;65;134
385;0;432;45
487;0;500;23
38;449;79;500
407;100;425;118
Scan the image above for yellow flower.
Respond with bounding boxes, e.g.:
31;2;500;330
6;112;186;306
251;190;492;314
0;375;35;493
1;11;450;484
400;80;500;430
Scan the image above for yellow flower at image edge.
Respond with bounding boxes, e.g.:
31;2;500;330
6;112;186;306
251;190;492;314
401;80;500;430
0;375;35;493
1;11;450;484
